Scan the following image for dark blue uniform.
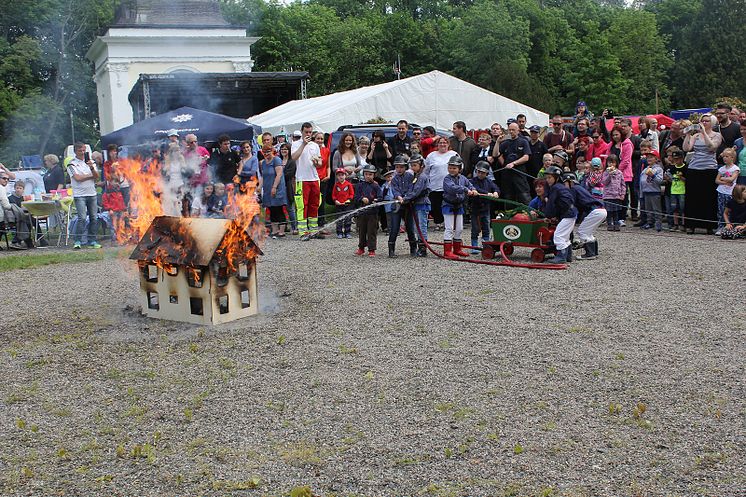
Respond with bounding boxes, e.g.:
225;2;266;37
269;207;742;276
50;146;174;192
544;183;577;220
569;184;603;222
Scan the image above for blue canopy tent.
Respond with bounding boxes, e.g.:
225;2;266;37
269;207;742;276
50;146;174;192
670;108;712;120
101;106;261;147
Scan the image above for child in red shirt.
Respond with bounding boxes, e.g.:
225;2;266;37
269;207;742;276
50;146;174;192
331;168;355;238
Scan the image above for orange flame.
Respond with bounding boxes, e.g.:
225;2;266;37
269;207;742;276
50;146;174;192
114;157;164;245
117;155;265;274
217;178;265;271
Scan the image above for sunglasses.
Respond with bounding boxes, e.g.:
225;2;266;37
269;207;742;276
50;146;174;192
0;177;8;180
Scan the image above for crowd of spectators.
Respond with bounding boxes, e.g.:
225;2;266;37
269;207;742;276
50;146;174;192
1;102;745;253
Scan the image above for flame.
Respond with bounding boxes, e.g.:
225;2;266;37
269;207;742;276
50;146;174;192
119;155;265;275
217;178;265;272
114;157;164;245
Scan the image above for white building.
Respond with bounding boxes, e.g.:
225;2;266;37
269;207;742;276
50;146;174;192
86;0;258;135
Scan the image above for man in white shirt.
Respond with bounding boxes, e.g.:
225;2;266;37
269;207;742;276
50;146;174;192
67;142;101;249
291;122;321;230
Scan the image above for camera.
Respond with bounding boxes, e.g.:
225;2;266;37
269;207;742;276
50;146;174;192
684;124;701;134
606;109;614;119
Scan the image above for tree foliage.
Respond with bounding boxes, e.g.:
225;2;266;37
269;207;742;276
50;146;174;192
0;0;743;164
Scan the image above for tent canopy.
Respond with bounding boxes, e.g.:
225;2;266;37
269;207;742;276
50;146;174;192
248;70;549;134
102;106;261;147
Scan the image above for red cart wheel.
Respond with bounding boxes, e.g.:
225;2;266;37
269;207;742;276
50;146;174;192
482;245;495;259
530;248;545;263
502;243;514;256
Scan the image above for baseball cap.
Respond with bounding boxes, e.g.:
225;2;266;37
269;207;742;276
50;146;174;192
506;118;517;125
645;150;660;159
591;157;602;168
529;125;541;133
292;130;302;137
167;129;179;137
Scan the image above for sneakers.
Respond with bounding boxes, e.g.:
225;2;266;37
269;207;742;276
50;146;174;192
354;248;365;256
714;229;723;236
368;250;376;257
88;241;102;249
73;241;82;249
345;233;352;238
640;224;651;230
613;224;620;231
607;225;614;231
9;242;28;250
618;220;626;227
337;233;344;239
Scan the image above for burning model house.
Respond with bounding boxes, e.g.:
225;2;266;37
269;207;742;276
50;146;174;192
130;216;261;325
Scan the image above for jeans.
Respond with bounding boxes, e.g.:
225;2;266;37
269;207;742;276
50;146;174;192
413;207;430;242
388;207;415;244
335;203;353;234
666;193;685;227
471;211;491;242
74;195;98;244
642;192;662;229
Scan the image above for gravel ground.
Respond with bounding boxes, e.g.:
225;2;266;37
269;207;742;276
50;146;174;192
0;228;744;497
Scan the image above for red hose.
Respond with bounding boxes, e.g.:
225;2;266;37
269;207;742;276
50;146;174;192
411;209;567;270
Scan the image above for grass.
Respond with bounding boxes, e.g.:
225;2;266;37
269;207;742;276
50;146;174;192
0;248;127;272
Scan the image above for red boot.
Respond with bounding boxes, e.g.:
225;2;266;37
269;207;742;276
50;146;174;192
443;241;458;259
453;240;469;257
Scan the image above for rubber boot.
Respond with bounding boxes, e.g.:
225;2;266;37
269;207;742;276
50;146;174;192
416;242;427;257
548;246;569;264
470;238;480;255
409;241;418;257
388;242;397;258
593;240;599;256
453;239;469;257
577;242;594;260
443;241;458;260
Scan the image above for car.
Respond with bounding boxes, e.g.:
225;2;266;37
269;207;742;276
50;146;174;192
326;123;420;153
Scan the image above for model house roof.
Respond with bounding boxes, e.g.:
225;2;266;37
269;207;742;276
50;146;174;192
130;216;260;267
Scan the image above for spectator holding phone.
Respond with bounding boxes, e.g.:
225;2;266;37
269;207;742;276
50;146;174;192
67;142;101;249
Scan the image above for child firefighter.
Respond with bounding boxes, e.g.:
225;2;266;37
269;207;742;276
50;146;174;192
543;165;578;263
354;164;383;257
442;155;479;259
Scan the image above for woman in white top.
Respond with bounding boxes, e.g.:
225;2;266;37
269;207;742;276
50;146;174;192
424;136;457;229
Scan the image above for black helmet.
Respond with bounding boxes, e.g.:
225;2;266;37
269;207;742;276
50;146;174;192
474;161;490;173
544;165;563;177
447;155;464;169
552;150;570;164
361;164;377;173
408;153;424;164
561;172;578;184
393;154;409;166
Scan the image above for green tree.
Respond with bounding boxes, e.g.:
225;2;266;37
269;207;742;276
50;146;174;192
606;8;672;113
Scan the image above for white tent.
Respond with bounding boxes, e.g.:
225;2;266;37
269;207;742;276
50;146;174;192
248;70;549;134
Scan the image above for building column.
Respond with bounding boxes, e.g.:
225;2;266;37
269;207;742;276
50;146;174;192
94;62;132;135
